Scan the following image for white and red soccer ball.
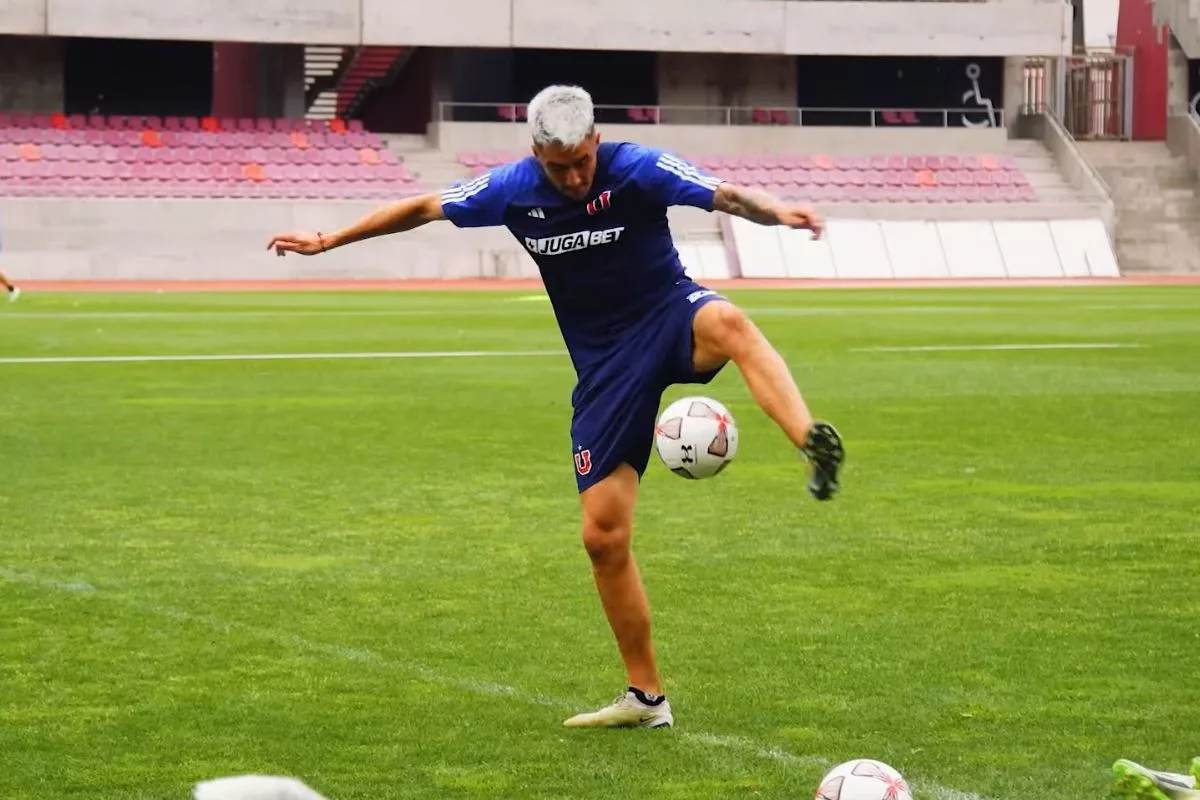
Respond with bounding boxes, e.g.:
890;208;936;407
654;395;739;479
815;759;913;800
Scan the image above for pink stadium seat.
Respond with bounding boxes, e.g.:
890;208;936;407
2;122;1037;205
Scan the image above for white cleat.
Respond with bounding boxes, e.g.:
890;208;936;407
192;775;331;800
562;690;674;729
7;287;18;303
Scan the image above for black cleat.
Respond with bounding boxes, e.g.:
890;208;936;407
800;421;844;501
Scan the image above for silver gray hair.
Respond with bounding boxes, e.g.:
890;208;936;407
527;85;595;148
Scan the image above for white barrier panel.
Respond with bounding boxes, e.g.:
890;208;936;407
732;217;1121;280
993;220;1064;278
696;242;732;280
937;221;1008;278
729;216;787;278
677;243;701;278
1049;219;1121;277
880;221;951;278
828;220;894;279
677;242;732;282
780;227;836;279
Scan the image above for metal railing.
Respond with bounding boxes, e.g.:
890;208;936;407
1021;52;1132;141
438;102;1007;129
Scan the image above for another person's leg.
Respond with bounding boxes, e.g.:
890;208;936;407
1111;758;1200;800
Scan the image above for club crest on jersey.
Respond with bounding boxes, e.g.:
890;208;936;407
574;448;592;476
586;190;612;215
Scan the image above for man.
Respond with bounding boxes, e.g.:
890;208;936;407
1111;757;1200;800
268;85;845;729
0;273;18;302
0;230;19;302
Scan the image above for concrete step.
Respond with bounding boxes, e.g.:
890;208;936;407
380;133;432;153
1074;139;1200;273
1005;139;1054;156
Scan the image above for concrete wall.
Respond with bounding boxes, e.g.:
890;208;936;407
431;121;1012;155
0;0;44;34
0;35;62;112
1167;32;1191;115
0;0;1073;57
1165;110;1200;178
0;198;716;281
0;194;1107;281
657;54;797;109
1025;111;1117;239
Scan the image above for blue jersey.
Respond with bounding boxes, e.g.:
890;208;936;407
440;142;724;373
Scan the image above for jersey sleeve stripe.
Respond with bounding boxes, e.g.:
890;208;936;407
656;154;723;186
655;157;723;190
441;174;491;203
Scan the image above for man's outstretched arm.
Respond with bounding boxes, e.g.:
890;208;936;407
267;193;446;256
711;183;825;239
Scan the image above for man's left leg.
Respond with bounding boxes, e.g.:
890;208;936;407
690;300;844;500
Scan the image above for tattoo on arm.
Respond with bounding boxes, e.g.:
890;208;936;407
713;183;781;225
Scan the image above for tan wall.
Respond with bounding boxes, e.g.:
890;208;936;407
431;121;1012;156
656;54;797;110
2;0;1071;56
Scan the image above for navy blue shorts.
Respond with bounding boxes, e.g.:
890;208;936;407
570;282;729;493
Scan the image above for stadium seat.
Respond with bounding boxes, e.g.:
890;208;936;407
648;150;1041;204
0;114;424;200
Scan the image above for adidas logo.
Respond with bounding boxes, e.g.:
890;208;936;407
528;208;546;219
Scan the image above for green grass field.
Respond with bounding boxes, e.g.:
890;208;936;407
1;286;1197;800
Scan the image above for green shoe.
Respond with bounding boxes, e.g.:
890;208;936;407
1112;759;1200;800
1191;758;1199;785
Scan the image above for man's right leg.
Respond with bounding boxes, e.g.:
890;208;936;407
562;463;673;729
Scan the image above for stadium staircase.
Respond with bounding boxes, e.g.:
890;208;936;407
303;46;348;121
304;46;416;121
1076;141;1200;273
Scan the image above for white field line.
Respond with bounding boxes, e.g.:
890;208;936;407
1;566;991;800
0;309;543;320
0;304;1087;321
851;343;1144;353
0;350;566;365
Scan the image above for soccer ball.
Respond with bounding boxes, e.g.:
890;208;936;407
654;396;738;479
814;759;913;800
